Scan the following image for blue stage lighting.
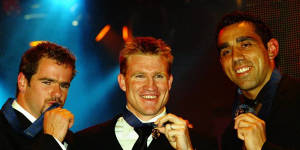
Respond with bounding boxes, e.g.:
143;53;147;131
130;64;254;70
64;66;121;132
0;81;9;107
49;0;79;8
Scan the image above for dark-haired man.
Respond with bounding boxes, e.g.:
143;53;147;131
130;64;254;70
0;42;76;150
69;37;217;150
216;11;300;150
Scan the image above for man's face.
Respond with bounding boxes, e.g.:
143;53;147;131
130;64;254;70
118;55;173;121
19;57;73;118
217;22;273;92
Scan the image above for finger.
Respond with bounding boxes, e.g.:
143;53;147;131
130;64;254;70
156;113;187;127
68;114;74;128
166;129;177;142
155;113;181;127
234;113;261;129
169;124;185;130
237;127;246;140
165;123;174;140
235;119;258;129
235;113;259;121
156;122;173;135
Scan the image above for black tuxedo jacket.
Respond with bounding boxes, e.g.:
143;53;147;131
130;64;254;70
0;106;73;150
221;76;300;150
69;114;217;150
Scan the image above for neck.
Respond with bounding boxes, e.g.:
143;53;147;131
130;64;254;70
16;95;40;118
126;106;165;122
242;68;274;100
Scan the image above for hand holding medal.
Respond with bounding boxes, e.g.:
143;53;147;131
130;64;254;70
154;113;194;150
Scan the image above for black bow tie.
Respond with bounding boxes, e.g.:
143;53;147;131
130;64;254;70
132;125;154;150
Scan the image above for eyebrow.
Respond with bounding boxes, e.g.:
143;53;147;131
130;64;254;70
131;72;144;77
217;43;229;51
218;36;256;51
39;78;55;82
154;72;167;76
39;78;70;85
236;36;255;43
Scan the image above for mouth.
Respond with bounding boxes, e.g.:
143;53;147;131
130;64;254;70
141;95;158;100
48;101;60;106
234;66;252;77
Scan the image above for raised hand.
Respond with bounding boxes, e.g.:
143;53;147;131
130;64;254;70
234;113;266;150
43;108;74;142
155;113;194;150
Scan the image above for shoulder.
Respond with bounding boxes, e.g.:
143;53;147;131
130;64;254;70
68;116;121;149
71;115;120;140
276;75;300;102
76;117;117;137
278;75;300;92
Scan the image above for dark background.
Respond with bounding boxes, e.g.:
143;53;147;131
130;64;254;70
0;0;299;146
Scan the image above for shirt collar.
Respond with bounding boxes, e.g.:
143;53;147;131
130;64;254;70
140;107;167;123
237;68;282;103
125;106;167;123
12;100;37;123
234;68;282;119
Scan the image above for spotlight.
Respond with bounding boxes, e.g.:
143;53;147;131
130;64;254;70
29;41;46;47
95;25;111;42
122;26;129;41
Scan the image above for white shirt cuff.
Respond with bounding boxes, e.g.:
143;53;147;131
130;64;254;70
53;136;67;150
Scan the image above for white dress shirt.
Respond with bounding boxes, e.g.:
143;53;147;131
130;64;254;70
12;100;67;150
115;107;167;150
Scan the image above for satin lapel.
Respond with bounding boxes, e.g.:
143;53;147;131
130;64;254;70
148;134;173;150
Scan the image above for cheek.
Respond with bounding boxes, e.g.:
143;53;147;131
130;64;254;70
252;53;266;69
129;80;144;90
157;81;170;91
221;58;229;68
62;88;69;95
221;62;231;74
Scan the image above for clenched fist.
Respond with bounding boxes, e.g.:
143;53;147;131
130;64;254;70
43;108;74;142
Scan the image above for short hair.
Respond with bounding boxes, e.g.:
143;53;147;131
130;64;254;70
119;37;173;75
215;11;273;51
16;41;76;96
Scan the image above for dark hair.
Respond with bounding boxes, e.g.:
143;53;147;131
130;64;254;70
16;41;76;96
215;11;273;51
119;37;173;75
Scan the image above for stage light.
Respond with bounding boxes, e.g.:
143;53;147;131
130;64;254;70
0;81;9;107
72;20;79;26
51;0;78;8
122;26;129;41
29;41;47;47
95;25;111;42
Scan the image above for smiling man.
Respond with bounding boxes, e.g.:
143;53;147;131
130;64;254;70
0;42;76;150
216;11;300;150
69;37;217;150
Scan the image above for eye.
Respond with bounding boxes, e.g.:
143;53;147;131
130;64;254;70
154;74;165;79
42;80;51;85
241;42;252;48
220;49;231;57
135;74;145;78
60;83;70;89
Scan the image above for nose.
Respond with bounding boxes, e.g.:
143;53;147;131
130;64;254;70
51;83;62;98
232;48;244;63
144;77;158;91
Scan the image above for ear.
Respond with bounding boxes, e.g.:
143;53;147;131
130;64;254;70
117;74;126;92
168;74;174;90
267;38;279;60
17;72;28;93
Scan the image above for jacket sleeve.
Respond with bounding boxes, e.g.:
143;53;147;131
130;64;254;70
32;133;64;150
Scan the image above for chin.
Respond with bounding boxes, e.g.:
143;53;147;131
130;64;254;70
142;108;159;116
238;83;258;91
